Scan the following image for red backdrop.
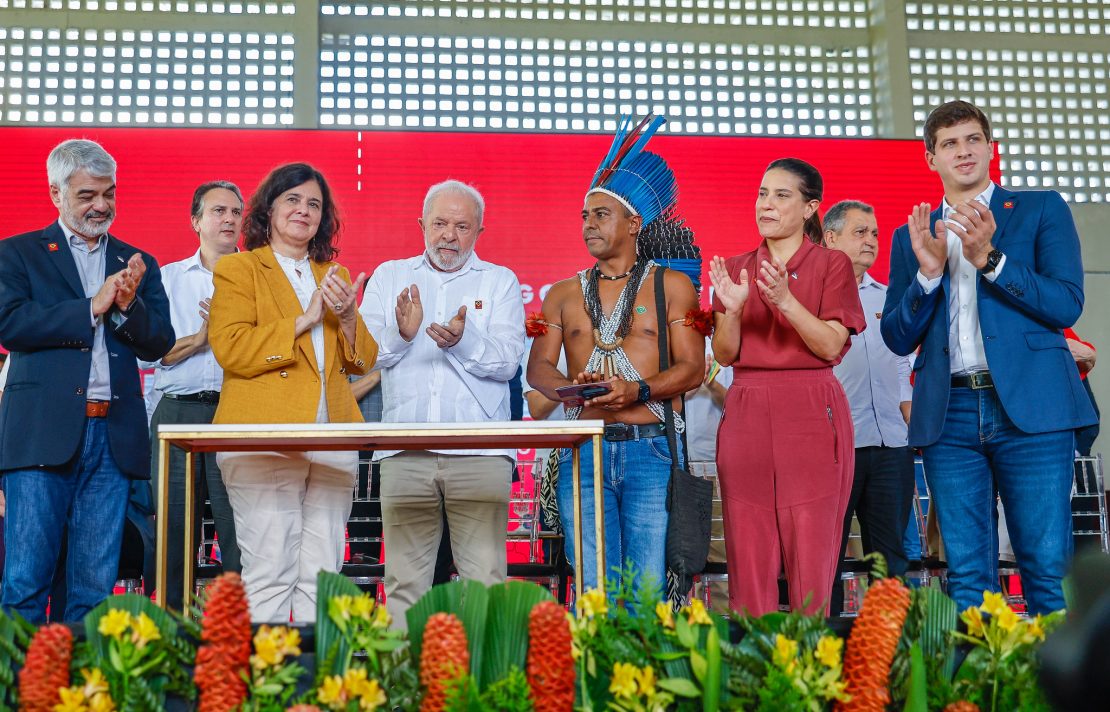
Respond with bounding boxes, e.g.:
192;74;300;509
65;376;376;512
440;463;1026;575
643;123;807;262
0;127;1002;309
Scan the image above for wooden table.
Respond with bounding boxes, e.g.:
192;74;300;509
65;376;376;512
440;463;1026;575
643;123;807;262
155;420;606;609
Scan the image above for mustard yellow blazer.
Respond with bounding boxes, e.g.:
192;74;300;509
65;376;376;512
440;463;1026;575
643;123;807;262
209;245;378;424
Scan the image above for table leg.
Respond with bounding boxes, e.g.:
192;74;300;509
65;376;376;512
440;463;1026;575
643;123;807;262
182;449;196;611
572;445;584;601
154;438;171;609
592;433;605;592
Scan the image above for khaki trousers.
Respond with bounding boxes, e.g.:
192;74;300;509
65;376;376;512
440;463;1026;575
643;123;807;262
380;452;511;628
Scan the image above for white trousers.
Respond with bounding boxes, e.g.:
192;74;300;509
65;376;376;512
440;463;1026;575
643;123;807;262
218;450;356;623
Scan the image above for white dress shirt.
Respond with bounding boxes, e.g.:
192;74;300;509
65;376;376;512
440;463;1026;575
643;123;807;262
833;273;913;448
150;249;224;395
273;251;329;422
359;251;526;459
915;182;1005;374
59;220;112;401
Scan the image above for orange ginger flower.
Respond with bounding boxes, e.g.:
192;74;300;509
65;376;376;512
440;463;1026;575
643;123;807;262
419;613;470;712
836;577;911;712
194;573;253;712
942;703;981;712
286;706;324;712
18;623;72;712
526;601;575;712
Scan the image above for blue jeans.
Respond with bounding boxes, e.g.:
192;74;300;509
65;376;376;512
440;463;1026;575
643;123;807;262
923;387;1074;615
556;434;676;601
1;417;130;623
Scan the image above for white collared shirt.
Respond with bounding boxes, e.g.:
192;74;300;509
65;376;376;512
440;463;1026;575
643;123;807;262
59;219;112;401
149;249;224;395
273;250;329;422
916;182;1005;374
359;251;526;460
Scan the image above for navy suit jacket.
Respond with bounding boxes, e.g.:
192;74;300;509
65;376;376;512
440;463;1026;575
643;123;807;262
881;185;1097;447
0;222;175;479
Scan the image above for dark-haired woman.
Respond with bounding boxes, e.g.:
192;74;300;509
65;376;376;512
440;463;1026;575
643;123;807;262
209;163;377;622
710;158;864;616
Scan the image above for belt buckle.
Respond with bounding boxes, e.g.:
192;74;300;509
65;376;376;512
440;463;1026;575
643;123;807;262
968;372;990;390
604;423;630;440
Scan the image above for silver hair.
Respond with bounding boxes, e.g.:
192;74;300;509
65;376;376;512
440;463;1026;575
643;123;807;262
46;139;117;192
823;199;874;235
422;179;485;226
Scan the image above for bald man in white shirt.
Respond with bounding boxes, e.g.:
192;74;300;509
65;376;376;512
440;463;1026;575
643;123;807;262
359;180;525;627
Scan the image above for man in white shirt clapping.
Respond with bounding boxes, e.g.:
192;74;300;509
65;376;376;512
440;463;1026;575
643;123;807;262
359;180;525;627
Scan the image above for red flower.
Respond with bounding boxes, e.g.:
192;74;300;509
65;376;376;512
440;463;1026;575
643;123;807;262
683;308;714;337
525;312;549;337
19;624;72;712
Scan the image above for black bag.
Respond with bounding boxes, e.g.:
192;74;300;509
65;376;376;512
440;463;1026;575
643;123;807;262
653;267;714;579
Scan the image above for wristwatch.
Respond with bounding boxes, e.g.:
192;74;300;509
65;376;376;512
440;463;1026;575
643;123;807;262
979;248;1003;275
636;379;651;403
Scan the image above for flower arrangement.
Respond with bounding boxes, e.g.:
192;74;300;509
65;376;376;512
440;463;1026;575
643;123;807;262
0;569;1070;711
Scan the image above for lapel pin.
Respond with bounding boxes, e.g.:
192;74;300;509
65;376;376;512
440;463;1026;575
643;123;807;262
474;300;483;310
48;242;59;251
117;255;126;263
1003;201;1013;209
790;272;798;279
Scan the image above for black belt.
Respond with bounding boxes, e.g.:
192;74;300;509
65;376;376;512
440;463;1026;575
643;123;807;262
951;372;994;390
603;422;667;442
163;391;221;404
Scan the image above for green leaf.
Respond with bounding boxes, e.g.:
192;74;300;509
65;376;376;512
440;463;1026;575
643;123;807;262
406;579;490;679
703;625;721;712
479;581;554;689
903;642;928;712
675;614;696;649
658;677;701;697
690;649;707;683
313;570;362;674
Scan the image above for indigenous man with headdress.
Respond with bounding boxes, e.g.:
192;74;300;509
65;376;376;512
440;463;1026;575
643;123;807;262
526;115;705;600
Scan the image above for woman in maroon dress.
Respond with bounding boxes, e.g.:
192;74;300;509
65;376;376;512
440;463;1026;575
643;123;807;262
710;158;865;616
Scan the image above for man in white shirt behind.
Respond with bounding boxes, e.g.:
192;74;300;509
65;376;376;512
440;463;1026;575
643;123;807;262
359;180;525;626
147;181;243;610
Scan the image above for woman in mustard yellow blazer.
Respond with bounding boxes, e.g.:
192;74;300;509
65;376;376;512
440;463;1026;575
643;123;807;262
209;162;377;623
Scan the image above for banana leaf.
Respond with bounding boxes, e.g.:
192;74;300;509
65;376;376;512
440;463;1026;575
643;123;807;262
314;570;364;675
919;583;958;679
479;581;554;688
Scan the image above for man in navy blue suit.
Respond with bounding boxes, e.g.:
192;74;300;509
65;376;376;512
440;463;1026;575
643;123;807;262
0;139;174;622
881;101;1097;615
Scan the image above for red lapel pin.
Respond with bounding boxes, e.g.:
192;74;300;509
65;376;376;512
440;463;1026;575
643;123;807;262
1003;201;1014;209
474;300;483;310
48;242;59;251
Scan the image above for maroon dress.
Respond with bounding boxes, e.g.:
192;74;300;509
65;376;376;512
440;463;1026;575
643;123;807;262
712;238;865;616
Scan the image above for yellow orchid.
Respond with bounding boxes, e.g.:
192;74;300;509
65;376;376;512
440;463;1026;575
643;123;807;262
330;595;354;623
609;662;639;699
53;687;89;712
317;674;346;708
357;678;387;710
87;693;116;712
97;609;132;640
636;665;658;698
80;668;110;699
772;634;799;674
371;603;392;630
815;635;843;668
578;588;609;618
995;605;1020;632
655;602;675;629
351;594;375;621
961;606;987;638
343;667;371;695
1024;615;1047;643
251;627;282;670
979;591;1009;618
683;599;713;626
131;613;161;648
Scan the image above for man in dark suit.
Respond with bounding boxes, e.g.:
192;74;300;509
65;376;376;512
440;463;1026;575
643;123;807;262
0;139;174;622
881;101;1097;615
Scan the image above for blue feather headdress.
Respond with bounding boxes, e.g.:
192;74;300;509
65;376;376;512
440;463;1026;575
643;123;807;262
587;114;703;293
587;114;677;228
